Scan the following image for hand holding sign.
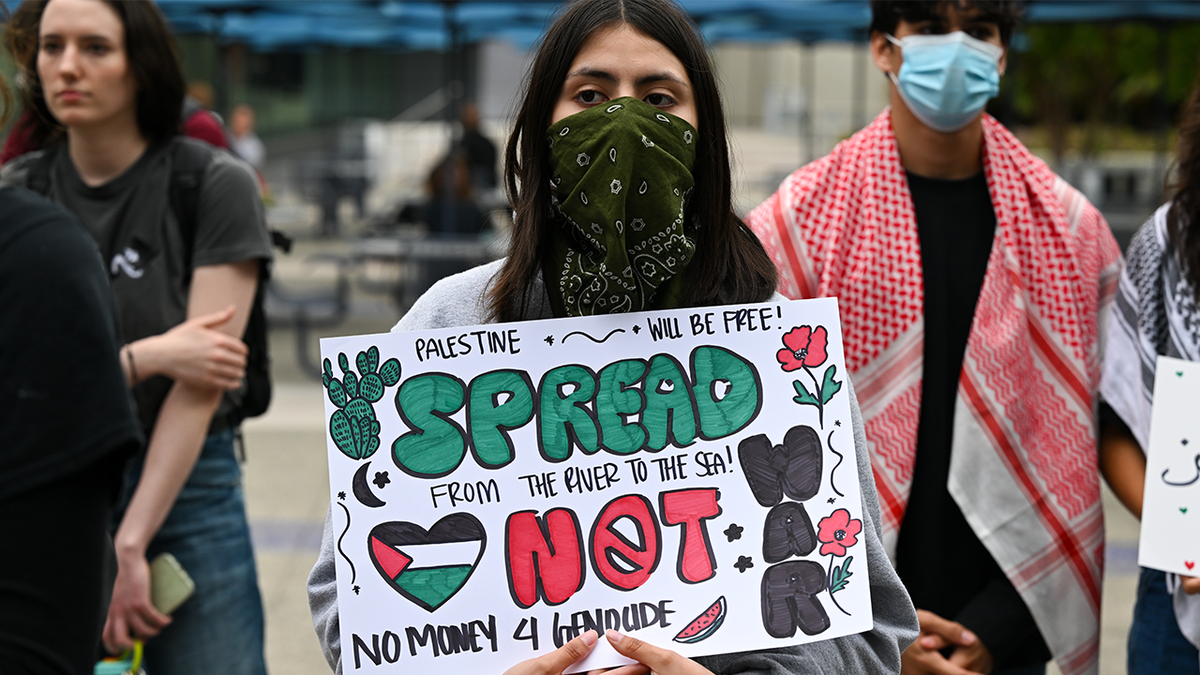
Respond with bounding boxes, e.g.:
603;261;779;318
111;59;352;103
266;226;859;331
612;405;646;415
601;629;715;675
502;631;600;675
1184;576;1200;595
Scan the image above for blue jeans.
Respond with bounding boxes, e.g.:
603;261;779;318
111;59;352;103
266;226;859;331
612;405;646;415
115;429;267;675
1128;567;1199;675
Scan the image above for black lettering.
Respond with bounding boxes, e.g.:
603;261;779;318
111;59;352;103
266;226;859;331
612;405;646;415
757;307;773;331
407;624;438;657
658;599;674;627
762;561;830;638
352;634;381;669
622;604;642;631
382;631;403;663
605;608;621;630
489;331;506;353
552;611;579;648
436;624;463;654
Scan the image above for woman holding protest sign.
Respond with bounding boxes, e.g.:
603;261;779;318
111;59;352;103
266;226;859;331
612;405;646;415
1099;79;1200;674
1;1;272;673
308;0;917;672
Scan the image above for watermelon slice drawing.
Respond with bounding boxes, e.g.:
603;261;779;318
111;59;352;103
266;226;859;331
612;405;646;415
673;596;727;644
367;514;486;612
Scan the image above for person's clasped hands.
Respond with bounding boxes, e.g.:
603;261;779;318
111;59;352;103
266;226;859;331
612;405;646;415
502;629;715;675
901;610;991;675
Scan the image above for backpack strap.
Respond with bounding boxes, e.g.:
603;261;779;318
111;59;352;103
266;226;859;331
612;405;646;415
166;138;212;276
165;138;288;274
24;149;56;197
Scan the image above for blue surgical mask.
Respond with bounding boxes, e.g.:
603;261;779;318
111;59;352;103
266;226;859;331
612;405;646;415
887;31;1003;133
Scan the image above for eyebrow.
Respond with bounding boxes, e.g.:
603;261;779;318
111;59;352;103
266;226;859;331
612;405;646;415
565;67;689;88
966;15;1002;26
40;33;114;42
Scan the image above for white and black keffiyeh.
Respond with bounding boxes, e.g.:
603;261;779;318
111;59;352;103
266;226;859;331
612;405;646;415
1100;201;1200;658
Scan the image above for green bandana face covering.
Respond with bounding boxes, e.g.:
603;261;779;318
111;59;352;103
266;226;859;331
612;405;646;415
543;97;698;317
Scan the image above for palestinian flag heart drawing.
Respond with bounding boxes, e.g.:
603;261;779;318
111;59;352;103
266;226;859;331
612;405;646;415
368;514;486;612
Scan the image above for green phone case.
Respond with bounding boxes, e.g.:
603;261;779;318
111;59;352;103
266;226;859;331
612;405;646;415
149;552;195;615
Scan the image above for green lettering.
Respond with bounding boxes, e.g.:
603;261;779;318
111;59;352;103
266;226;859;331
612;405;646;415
643;354;698;450
596;359;649;454
392;374;467;477
692;346;761;440
538;365;600;461
467;370;534;468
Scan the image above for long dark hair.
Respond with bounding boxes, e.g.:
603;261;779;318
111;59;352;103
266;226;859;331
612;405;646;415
492;0;776;322
1169;79;1200;297
5;0;185;149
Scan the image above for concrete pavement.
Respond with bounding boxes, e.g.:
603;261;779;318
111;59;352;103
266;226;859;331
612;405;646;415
242;382;333;675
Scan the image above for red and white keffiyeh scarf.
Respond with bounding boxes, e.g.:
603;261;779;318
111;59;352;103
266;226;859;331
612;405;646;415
749;111;1121;675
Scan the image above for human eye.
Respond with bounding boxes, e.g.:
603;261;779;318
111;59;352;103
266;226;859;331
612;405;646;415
966;24;999;41
645;93;677;108
84;41;111;56
39;38;62;54
574;89;607;106
914;21;947;35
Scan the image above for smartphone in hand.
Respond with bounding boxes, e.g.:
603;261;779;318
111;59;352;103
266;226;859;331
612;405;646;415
149;552;195;615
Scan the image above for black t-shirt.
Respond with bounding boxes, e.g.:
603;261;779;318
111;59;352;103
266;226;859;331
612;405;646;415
0;186;142;502
894;170;1051;668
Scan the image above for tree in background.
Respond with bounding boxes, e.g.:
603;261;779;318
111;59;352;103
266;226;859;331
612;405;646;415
1002;22;1200;166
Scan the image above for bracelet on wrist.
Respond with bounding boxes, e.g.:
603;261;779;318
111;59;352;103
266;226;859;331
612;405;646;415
125;344;139;384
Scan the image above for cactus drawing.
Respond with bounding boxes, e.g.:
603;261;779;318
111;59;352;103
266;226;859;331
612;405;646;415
323;346;401;460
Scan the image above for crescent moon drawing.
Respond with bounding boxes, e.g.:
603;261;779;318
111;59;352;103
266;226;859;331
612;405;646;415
353;461;386;508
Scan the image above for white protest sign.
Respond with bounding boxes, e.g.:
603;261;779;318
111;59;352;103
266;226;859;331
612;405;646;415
320;298;872;673
1139;355;1200;576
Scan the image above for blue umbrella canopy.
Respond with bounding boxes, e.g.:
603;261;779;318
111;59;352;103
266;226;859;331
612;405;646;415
147;0;1200;51
155;0;868;50
154;0;561;51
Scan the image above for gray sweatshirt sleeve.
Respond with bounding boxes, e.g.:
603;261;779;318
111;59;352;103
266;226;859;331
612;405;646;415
307;378;916;674
308;507;344;673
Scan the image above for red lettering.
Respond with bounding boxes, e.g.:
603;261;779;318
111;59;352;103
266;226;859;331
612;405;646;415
660;488;722;583
505;508;585;608
590;495;661;591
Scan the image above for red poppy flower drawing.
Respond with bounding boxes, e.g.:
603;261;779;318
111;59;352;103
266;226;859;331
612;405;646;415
777;325;841;427
817;508;861;617
777;326;828;371
817;509;861;557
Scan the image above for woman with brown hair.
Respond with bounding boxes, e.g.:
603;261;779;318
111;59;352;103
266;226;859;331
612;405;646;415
2;1;271;673
309;1;917;673
1100;80;1200;675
